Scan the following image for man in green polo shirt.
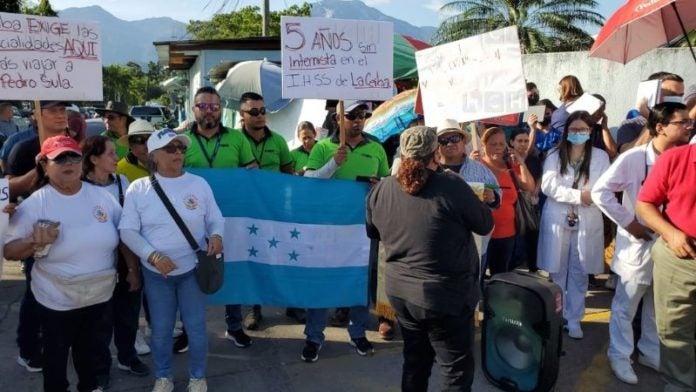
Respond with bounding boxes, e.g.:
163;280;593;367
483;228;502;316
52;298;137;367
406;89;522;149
182;86;256;350
300;101;389;363
184;86;257;169
97;101;134;159
240;92;293;174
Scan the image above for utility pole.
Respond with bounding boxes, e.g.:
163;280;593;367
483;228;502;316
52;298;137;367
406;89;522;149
261;0;269;36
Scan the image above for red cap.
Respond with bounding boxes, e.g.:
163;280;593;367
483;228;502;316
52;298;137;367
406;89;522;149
39;136;82;160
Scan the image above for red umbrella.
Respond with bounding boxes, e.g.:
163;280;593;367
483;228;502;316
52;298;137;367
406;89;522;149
589;0;696;64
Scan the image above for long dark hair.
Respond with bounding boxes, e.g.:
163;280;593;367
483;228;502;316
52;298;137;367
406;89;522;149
557;111;594;184
80;135;111;176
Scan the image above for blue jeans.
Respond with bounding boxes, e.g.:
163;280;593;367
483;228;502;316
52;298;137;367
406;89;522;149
142;268;208;379
304;306;369;345
485;236;516;276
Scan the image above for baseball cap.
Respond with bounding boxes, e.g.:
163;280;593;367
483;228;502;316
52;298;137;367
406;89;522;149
147;128;191;152
118;119;155;146
400;126;437;160
38;135;81;160
343;100;371;113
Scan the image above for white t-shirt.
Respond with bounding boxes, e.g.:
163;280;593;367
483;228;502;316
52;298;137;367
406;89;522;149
6;182;122;310
119;172;225;275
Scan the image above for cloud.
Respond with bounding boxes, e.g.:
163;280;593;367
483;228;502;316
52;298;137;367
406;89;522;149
424;0;444;12
364;0;391;5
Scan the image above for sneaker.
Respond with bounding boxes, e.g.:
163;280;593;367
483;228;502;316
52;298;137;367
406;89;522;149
95;373;110;390
637;353;659;372
565;325;584;340
610;358;638;384
349;337;375;356
378;318;395;341
329;308;350;327
301;340;321;363
605;274;618;290
17;355;42;372
243;309;263;330
173;330;189;353
117;358;150;376
285;307;307;324
187;378;207;392
135;329;151;356
225;329;252;348
152;378;174;392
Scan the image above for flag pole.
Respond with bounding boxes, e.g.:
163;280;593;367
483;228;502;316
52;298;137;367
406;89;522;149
337;100;346;147
34;100;46;144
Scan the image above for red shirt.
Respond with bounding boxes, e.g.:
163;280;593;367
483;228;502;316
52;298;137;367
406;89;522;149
638;144;696;239
486;166;519;239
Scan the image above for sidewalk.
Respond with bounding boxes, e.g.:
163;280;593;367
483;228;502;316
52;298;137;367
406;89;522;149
0;261;664;391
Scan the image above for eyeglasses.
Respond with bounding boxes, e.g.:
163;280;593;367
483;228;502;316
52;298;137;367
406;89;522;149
567;127;591;133
344;112;371;121
438;134;463;145
194;102;221;112
668;119;694;128
129;135;149;145
51;153;82;165
241;107;267;117
161;143;187;154
105;114;121;121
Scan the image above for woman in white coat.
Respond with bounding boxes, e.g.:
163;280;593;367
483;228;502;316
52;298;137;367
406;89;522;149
537;111;610;340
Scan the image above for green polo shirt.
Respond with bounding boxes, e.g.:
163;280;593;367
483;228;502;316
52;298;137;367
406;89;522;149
243;127;292;172
184;126;255;168
102;130;129;159
290;146;312;172
306;134;390;180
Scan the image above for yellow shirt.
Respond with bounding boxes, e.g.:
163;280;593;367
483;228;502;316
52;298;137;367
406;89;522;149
116;155;149;182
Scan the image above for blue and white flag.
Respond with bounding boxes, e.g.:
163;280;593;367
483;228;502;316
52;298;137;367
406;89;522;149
190;169;371;308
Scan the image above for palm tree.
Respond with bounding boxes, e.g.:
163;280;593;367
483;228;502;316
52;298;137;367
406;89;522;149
434;0;605;53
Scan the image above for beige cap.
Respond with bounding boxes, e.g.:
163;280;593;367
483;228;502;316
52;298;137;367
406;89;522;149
400;126;438;160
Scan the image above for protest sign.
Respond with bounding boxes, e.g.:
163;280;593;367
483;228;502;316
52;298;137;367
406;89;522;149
281;16;393;101
482;113;520;126
416;26;527;126
0;12;102;101
523;105;546;123
0;179;8;280
566;93;603;115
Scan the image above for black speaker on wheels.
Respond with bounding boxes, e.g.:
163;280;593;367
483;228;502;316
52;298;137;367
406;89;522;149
481;271;563;392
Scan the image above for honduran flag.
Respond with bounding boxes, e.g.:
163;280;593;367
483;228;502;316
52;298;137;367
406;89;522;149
190;169;371;308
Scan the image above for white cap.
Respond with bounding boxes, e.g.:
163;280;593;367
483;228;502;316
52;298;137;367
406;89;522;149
147;128;191;152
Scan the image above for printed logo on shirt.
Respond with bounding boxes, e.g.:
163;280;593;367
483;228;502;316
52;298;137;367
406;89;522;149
184;194;199;210
93;205;108;222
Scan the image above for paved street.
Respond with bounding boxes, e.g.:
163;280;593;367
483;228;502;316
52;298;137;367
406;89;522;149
0;261;664;391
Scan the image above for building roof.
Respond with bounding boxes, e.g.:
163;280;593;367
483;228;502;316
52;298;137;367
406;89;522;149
154;36;281;70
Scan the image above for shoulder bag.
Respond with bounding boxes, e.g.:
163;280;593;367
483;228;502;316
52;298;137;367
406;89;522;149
508;165;540;237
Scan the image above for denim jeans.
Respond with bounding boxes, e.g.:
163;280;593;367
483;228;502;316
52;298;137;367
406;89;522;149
17;257;42;360
304;305;369;345
142;268;208;379
485;236;517;276
388;296;475;392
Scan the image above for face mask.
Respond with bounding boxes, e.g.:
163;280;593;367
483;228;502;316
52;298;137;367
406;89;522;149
540;115;552;126
528;94;540;106
567;132;590;145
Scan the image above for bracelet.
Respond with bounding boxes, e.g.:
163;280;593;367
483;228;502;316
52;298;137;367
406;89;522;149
147;251;161;266
210;234;222;240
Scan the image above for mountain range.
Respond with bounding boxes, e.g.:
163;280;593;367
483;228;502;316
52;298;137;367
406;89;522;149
57;1;436;66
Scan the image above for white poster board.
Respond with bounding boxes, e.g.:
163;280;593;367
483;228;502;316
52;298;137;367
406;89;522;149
416;26;527;126
0;179;8;280
281;16;393;100
0;12;102;100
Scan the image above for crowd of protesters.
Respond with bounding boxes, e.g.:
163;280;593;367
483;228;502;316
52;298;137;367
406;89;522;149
1;69;695;392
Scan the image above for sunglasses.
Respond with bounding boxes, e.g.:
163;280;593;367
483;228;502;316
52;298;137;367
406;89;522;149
194;102;221;112
129;135;149;145
161;143;187;154
344;112;371;121
241;107;267;117
51;152;82;165
438;134;463;145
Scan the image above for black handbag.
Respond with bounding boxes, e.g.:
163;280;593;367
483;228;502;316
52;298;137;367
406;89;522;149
509;167;540;237
151;175;224;294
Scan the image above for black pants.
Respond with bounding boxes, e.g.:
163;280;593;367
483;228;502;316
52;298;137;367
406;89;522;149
388;296;475;392
17;258;42;360
38;301;106;392
94;276;143;375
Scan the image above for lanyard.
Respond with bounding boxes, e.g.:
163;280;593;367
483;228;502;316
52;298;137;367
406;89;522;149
194;132;222;168
253;139;268;166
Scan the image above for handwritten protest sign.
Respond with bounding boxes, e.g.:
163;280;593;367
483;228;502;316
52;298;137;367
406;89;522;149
0;12;102;101
0;179;8;281
416;26;527;126
281;16;393;101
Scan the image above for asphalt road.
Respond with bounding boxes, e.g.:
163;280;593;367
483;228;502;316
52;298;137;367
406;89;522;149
0;261;665;391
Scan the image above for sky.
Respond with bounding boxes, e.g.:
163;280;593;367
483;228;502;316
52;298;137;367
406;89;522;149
50;0;626;32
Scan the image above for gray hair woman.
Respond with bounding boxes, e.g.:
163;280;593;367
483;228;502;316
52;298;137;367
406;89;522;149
119;128;224;392
5;135;122;392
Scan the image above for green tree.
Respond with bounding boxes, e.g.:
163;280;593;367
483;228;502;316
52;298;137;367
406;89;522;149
187;2;311;40
23;0;58;16
434;0;604;53
0;0;22;13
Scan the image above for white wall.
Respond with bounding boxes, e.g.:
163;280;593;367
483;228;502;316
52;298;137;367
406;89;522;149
522;48;696;130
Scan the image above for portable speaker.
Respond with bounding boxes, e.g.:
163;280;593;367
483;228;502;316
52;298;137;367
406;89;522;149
481;271;563;392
